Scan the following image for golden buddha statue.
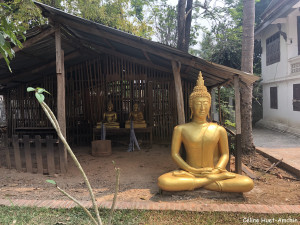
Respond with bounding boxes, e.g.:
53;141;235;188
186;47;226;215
125;103;147;128
102;101;120;128
157;72;254;193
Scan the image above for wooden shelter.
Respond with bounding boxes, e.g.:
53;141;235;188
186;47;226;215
0;2;258;174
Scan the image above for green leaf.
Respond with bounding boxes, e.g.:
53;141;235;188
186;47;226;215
26;87;35;92
37;88;46;94
36;87;51;95
35;92;45;103
46;180;56;185
0;33;4;46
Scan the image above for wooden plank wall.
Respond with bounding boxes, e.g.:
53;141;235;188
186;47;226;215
65;55;179;142
5;75;57;138
5;54;198;142
0;135;64;174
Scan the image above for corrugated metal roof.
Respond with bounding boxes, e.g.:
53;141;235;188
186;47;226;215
0;1;258;91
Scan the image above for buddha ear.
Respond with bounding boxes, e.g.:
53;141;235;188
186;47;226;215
190;109;193;119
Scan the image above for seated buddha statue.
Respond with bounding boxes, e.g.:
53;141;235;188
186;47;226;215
157;72;254;193
125;103;147;128
102;101;120;128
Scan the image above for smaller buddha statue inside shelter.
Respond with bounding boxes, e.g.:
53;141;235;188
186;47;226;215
125;103;147;128
102;101;120;128
157;72;254;193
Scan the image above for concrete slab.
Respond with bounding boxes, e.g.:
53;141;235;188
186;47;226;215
256;147;300;177
253;127;300;178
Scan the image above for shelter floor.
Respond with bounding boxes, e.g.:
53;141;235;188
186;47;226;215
0;145;299;205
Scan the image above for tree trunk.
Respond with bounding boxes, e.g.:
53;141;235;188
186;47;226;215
177;0;186;51
177;0;193;52
241;0;255;154
184;0;193;52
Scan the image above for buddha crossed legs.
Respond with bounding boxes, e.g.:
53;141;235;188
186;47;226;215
157;72;254;193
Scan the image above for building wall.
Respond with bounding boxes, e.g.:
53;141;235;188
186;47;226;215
259;8;300;135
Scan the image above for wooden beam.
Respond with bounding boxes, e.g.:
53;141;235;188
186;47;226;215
0;51;80;84
234;76;241;134
84;40;172;73
55;27;62;74
103;38;115;50
172;60;185;125
0;27;56;59
55;27;66;139
234;75;242;175
58;28;99;57
142;50;152;62
209;79;232;89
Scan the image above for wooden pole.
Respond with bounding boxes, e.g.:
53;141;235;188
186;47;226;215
218;86;222;124
55;26;68;171
171;61;185;125
55;26;66;138
234;75;242;174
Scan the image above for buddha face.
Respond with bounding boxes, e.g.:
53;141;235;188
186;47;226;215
133;104;138;111
191;96;211;120
108;104;113;111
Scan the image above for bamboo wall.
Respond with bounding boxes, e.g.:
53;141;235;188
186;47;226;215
5;54;196;144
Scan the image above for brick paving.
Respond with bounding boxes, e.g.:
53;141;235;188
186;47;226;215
0;198;299;214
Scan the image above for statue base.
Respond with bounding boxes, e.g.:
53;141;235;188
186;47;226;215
125;123;147;128
96;122;120;128
91;140;112;157
105;125;120;128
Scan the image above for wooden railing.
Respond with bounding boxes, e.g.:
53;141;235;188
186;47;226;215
225;127;242;174
0;135;67;175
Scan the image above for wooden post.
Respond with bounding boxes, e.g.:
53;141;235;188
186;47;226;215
46;136;56;175
234;75;242;174
4;134;11;169
56;27;66;137
218;86;222;124
148;81;154;127
211;88;219;122
35;135;44;174
12;135;21;171
23;135;32;173
171;61;185;125
55;25;68;170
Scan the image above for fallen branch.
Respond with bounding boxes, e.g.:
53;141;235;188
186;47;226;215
242;163;257;179
265;158;283;174
256;158;283;179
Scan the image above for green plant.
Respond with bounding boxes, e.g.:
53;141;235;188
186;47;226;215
224;120;235;128
0;2;26;72
27;87;120;225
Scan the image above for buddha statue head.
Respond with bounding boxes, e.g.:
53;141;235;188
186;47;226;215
107;100;114;112
189;71;211;120
133;103;139;111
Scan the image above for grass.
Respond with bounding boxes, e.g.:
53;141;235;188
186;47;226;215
0;206;299;225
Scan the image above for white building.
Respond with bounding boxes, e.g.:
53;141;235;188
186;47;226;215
255;0;300;135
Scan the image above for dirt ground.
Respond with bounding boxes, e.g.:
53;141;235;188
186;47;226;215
0;144;299;205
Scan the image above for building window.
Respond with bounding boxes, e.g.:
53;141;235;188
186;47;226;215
293;84;300;111
270;87;278;109
266;32;280;66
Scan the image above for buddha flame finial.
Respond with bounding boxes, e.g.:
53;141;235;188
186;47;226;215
189;71;211;107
